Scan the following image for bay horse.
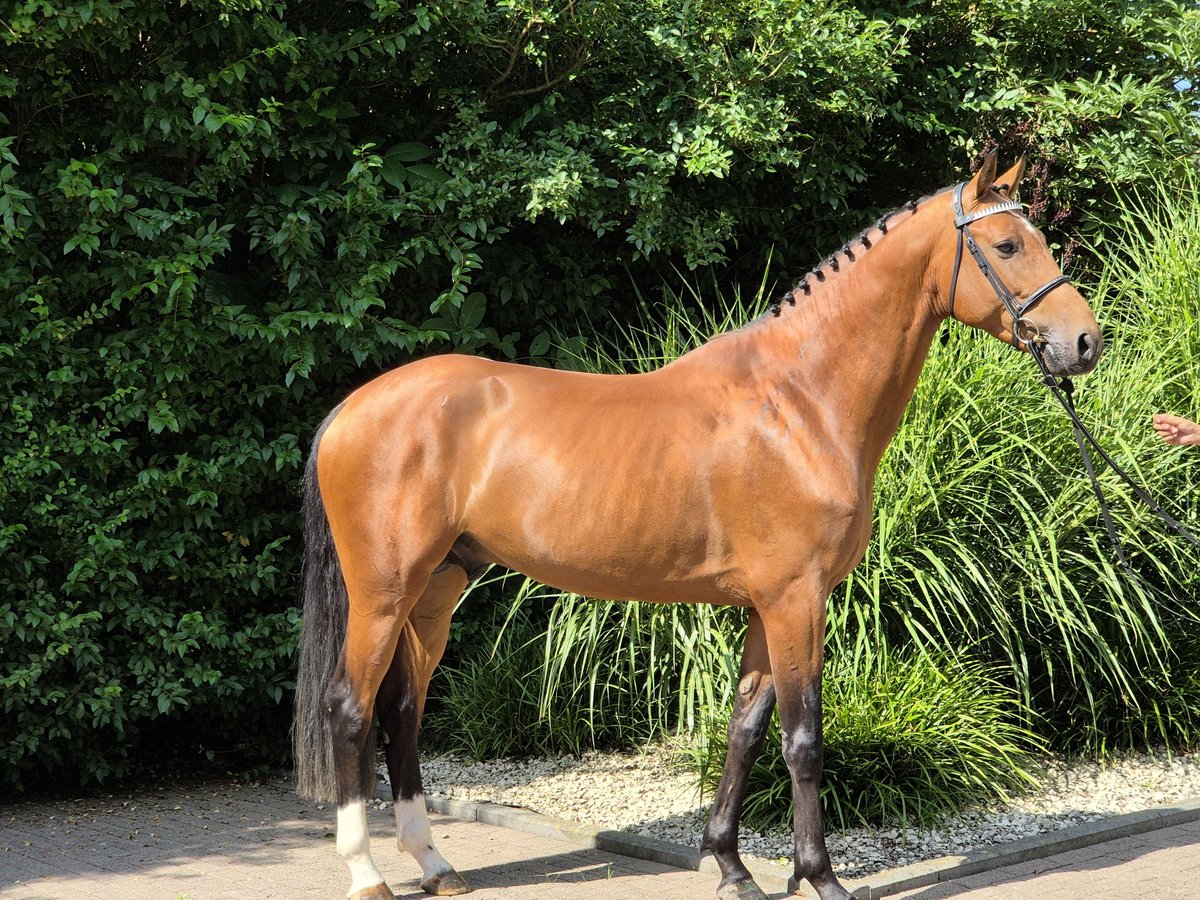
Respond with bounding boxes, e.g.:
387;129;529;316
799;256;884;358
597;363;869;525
293;154;1102;900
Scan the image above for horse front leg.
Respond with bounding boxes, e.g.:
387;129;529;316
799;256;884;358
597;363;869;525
760;591;853;900
701;609;777;900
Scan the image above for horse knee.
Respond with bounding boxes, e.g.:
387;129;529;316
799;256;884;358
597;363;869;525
781;727;823;780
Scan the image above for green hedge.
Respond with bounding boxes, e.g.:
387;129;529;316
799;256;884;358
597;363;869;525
2;0;1196;788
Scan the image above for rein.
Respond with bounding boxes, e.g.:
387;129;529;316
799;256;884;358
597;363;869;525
1031;348;1200;570
948;180;1200;602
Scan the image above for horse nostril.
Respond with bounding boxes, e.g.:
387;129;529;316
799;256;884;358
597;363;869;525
1077;331;1099;362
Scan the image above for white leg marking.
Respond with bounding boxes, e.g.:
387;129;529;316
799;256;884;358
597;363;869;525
337;800;386;896
395;794;454;878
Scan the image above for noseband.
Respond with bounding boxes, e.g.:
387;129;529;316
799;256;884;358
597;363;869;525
946;181;1072;348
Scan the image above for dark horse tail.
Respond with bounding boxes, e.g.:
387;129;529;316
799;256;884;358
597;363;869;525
292;406;374;803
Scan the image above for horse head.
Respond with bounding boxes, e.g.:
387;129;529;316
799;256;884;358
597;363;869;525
939;152;1102;377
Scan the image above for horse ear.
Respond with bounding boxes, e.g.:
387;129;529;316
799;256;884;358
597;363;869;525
965;151;998;207
993;156;1027;198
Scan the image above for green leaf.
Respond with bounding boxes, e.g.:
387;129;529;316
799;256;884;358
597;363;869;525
380;159;407;190
147;400;180;434
385;142;432;163
458;292;486;331
404;164;448;184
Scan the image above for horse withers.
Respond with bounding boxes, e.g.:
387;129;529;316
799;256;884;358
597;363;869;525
293;154;1101;900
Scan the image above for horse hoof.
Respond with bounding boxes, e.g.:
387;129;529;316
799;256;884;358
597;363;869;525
716;878;770;900
421;869;472;896
350;884;397;900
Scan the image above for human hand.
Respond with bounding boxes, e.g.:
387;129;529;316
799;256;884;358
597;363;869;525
1152;413;1200;446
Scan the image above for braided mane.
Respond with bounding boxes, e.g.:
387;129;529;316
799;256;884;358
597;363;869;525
768;186;955;317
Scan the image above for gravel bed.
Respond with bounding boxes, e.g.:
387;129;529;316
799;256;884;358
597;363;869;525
381;744;1200;879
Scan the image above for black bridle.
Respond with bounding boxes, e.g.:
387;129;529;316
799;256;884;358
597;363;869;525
947;181;1071;347
948;180;1200;606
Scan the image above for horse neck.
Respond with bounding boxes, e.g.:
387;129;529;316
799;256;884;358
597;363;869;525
746;217;945;474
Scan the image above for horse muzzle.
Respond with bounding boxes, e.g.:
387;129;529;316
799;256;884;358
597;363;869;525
1027;322;1103;376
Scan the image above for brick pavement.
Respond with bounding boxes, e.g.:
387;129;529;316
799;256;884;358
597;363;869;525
890;818;1200;899
0;776;733;899
3;775;1200;899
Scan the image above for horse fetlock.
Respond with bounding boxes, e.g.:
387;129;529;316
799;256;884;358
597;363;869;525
337;801;387;896
395;795;460;890
804;876;854;900
790;852;852;900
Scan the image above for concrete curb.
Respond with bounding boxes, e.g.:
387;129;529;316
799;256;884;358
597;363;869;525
378;782;1200;898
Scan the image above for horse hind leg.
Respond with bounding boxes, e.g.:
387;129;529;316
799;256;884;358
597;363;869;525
377;564;471;896
301;404;466;899
325;577;414;900
327;560;449;899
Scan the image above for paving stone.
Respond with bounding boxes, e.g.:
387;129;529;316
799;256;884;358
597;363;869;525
4;776;1200;899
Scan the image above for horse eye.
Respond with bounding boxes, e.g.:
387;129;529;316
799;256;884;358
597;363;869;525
995;240;1018;257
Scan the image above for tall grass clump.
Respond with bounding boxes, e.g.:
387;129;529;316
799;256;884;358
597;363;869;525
426;585;744;758
694;650;1041;830
425;619;624;760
